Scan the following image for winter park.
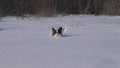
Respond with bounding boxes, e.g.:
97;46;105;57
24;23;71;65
0;0;120;68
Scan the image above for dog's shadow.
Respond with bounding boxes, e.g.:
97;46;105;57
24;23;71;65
62;34;80;37
0;28;3;31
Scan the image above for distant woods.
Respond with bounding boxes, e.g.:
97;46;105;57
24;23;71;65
0;0;120;17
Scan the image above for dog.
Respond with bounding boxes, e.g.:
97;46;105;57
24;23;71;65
52;27;63;36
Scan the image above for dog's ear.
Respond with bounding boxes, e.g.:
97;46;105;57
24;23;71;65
58;27;62;35
52;28;57;36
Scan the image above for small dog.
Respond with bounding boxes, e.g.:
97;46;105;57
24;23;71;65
52;27;63;36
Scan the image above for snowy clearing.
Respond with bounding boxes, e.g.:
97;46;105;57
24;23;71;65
0;15;120;68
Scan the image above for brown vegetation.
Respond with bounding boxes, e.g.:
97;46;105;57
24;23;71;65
0;0;120;17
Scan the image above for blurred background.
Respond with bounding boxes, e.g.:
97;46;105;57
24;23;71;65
0;0;120;17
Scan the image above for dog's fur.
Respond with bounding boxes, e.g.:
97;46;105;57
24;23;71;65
52;27;63;36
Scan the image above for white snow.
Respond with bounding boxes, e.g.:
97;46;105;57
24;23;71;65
0;15;120;68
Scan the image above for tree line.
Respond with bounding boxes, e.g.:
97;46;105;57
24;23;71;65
0;0;120;17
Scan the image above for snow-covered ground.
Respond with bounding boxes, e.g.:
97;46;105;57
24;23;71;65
0;15;120;68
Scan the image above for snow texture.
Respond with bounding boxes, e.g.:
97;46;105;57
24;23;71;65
0;15;120;68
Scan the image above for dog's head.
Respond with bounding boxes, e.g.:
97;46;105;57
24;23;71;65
52;27;63;36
